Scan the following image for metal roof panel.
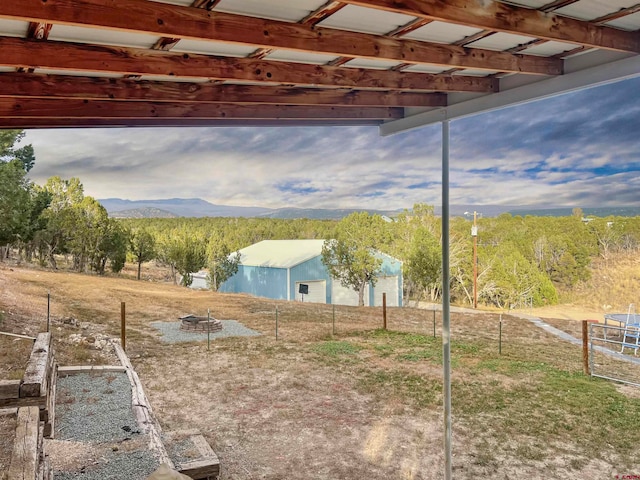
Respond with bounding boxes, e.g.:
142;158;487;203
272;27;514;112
238;240;326;268
466;32;538;51
317;5;417;35
48;24;159;48
520;40;580;56
0;18;28;37
344;58;403;70
264;50;340;65
171;39;257;57
604;11;640;31
402;21;484;44
215;0;328;22
555;0;640;21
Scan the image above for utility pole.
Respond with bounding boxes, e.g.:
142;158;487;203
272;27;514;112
472;211;478;309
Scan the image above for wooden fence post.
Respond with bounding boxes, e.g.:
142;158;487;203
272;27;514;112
582;320;590;375
382;293;387;330
121;302;126;352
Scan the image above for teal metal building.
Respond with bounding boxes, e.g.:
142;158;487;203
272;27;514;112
219;240;402;307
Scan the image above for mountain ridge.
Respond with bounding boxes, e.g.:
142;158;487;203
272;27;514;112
99;198;639;220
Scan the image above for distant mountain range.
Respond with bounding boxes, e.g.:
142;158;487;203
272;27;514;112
99;198;640;220
109;207;178;219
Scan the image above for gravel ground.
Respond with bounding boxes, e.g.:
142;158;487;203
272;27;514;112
150;320;260;343
52;372;160;480
53;449;159;480
56;373;142;443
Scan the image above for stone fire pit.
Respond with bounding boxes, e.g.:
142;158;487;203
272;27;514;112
178;314;223;333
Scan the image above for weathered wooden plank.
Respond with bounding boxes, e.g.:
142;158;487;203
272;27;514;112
0;380;21;400
179;458;221;479
7;406;40;480
190;434;217;460
112;341;174;469
0;407;18;416
20;333;51;398
0;73;448;107
57;365;127;375
0;117;385;128
43;362;57;438
0;37;498;93
340;0;640;53
0;0;563;74
0;395;46;409
0;98;404;120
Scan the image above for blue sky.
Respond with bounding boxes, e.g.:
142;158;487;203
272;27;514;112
25;77;640;210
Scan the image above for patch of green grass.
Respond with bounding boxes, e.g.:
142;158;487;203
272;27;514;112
455;358;640;467
357;369;440;408
373;344;394;357
313;340;361;357
397;350;437;362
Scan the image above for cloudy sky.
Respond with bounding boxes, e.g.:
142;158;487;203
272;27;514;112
25;77;640;210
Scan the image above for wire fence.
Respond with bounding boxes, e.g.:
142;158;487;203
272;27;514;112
589;323;640;387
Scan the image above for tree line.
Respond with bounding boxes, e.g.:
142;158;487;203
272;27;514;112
3;129;640;308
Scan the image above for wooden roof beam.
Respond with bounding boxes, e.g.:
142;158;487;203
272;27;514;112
0;0;562;75
339;0;640;53
0;37;498;93
0;118;386;128
0;98;404;120
0;72;448;107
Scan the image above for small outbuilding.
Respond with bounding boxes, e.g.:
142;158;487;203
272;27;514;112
218;239;402;307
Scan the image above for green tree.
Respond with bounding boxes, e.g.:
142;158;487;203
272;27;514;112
0;160;31;250
0;130;35;172
129;228;156;280
206;233;240;291
38;177;85;268
321;212;390;306
158;230;207;286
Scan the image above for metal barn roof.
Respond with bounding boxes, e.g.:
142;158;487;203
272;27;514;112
237;239;326;269
0;0;638;132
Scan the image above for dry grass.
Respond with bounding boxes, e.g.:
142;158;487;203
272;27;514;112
2;260;640;479
0;413;16;478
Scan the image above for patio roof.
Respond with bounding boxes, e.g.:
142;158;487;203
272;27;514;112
0;0;638;131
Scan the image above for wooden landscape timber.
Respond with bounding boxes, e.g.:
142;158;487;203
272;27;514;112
113;341;220;478
164;430;221;480
112;341;175;469
20;333;52;398
6;406;52;480
57;365;126;375
0;332;57;439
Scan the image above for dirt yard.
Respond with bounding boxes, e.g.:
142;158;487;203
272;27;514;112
1;262;639;479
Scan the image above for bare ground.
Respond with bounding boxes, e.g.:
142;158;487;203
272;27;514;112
1;261;640;479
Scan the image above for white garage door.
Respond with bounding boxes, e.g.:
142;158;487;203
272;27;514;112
295;280;326;304
374;276;399;307
331;280;370;306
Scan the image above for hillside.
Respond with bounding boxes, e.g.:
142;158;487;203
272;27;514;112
110;207;178;218
100;198;640;220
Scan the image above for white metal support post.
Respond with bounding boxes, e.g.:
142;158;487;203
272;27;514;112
442;120;452;480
